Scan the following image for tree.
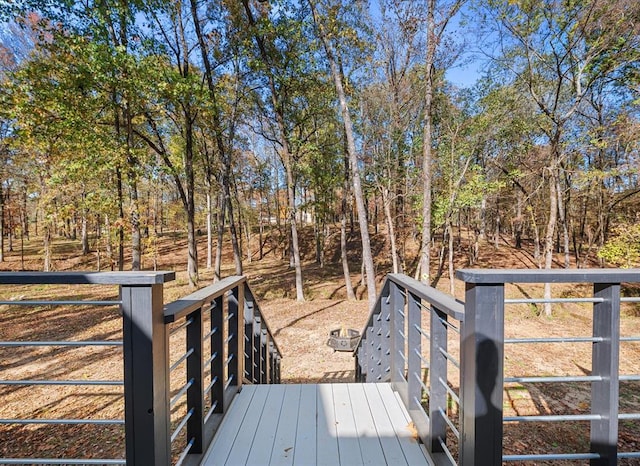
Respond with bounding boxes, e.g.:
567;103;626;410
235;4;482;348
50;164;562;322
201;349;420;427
308;0;378;307
484;0;640;314
418;0;466;285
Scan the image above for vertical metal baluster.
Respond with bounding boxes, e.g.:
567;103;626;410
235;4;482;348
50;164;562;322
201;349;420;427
121;283;170;465
590;283;620;465
429;307;448;454
186;307;204;453
459;282;504;466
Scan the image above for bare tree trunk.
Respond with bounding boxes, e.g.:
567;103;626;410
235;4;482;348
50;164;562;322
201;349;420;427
309;1;376;306
341;153;356;300
543;169;559;316
383;188;401;274
214;193;225;282
419;0;436;285
0;184;4;263
240;0;302;298
81;210;89;254
206;190;212;269
43;223;51;272
447;222;454;295
556;174;570;268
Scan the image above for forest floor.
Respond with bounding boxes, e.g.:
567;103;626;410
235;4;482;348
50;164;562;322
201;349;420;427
0;227;639;464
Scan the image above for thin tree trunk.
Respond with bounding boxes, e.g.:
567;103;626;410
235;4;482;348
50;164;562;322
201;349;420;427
0;184;4;263
383;188;401;274
447;222;454;295
341;153;355;300
206;190;212;269
214;192;225;282
556;174;570;268
81;210;89;254
543;168;559;316
309;1;376;306
43;223;51;272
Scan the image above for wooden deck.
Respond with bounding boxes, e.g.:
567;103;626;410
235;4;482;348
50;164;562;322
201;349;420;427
200;383;433;466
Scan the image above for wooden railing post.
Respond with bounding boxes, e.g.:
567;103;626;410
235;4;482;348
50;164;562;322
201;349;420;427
390;281;406;400
459;282;505;466
429;306;448;454
186;306;204;453
244;298;255;384
407;291;422;412
590;283;620;465
211;295;224;413
228;285;244;394
121;283;170;466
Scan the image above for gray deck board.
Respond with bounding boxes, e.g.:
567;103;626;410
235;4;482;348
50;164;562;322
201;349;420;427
292;384;316;466
246;384;286;465
270;384;302;465
200;383;432;466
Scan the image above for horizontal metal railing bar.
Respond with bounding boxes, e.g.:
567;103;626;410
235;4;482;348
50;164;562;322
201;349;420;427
414;397;430;419
457;267;640;284
621;336;640;342
0;300;121;306
619;375;640;381
508;451;640;461
413;348;428;367
204;351;218;367
204;326;218;340
398;329;405;339
169;317;194;336
505;375;601;383
398;349;406;362
438;316;460;334
621;297;640;303
504;414;601;422
164;275;244;323
413;372;430;396
0;419;124;425
505;297;603;304
169;348;194;373
0;341;122;347
505;337;603;344
0;271;174;285
438;436;457;466
224;374;235;390
175;437;195;466
224;333;235;344
204;376;219;396
170;378;194;409
171;408;194;443
205;400;219;423
0;460;126;465
619;413;640;420
503;453;600;461
439;407;460;439
439;377;460;405
0;380;123;386
413;324;430;340
439;347;460;369
224;354;234;367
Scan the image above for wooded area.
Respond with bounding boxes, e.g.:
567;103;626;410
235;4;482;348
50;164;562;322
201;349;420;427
0;0;639;312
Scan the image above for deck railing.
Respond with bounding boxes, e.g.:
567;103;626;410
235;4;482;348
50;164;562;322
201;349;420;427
0;272;281;466
355;269;640;466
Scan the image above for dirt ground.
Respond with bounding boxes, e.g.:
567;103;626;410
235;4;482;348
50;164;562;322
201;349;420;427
0;229;639;464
